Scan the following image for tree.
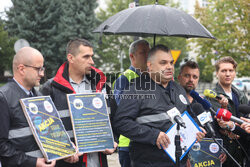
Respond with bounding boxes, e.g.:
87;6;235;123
193;0;250;81
95;0;188;81
6;0;98;78
0;20;16;76
55;0;99;66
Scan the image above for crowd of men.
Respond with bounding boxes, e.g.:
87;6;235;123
0;38;249;167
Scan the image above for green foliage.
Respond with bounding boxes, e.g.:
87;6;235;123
95;0;188;76
0;20;16;75
6;0;98;78
193;0;250;81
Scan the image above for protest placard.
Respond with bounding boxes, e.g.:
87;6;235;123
20;96;76;162
189;138;223;167
67;93;114;153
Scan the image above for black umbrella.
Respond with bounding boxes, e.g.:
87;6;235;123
93;3;215;45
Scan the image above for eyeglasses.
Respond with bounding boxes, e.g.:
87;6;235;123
23;64;45;74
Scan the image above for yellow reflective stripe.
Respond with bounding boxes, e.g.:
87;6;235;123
123;69;138;82
118;135;130;147
112;69;139;90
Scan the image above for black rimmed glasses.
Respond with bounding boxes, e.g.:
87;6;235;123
23;64;45;74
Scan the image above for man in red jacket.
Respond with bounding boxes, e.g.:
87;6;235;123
41;38;117;167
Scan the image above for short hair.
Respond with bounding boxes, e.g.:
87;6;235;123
147;44;170;62
179;60;200;75
129;39;149;55
66;38;93;56
215;56;237;72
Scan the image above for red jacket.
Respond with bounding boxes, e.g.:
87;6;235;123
41;62;117;167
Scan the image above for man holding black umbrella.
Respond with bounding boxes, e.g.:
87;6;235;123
113;39;150;167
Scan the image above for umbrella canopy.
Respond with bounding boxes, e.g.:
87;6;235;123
93;4;215;42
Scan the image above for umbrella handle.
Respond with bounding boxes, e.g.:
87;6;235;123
153;34;156;47
99;25;109;45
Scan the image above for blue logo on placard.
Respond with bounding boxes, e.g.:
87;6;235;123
33;115;49;135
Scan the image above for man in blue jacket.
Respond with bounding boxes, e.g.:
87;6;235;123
113;45;206;167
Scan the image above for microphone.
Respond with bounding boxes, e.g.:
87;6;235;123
167;107;186;128
190;90;216;115
192;103;216;137
239;104;250;115
216;108;245;125
203;89;222;100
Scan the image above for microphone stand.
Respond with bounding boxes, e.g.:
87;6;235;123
175;123;182;167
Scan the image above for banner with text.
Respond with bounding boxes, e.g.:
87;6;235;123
67;93;114;153
20;96;76;162
189;138;223;167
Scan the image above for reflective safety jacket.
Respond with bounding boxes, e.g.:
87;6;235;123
112;66;139;148
0;79;43;167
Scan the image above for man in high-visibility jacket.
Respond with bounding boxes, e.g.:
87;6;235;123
113;39;150;167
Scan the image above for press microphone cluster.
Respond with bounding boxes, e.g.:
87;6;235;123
190;90;249;125
166;107;186;128
203;89;222;100
190;90;246;167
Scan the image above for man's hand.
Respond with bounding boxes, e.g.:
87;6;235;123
186;159;191;167
36;158;56;167
63;152;84;163
217;95;228;109
63;142;84;163
219;153;227;163
156;132;170;150
216;118;234;130
239;117;250;133
196;127;206;142
216;118;240;139
102;142;118;155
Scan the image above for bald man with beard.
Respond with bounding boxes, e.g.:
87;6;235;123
0;47;56;167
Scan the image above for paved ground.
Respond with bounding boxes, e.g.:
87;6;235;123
107;153;120;167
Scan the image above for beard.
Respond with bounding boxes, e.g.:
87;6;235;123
184;85;194;93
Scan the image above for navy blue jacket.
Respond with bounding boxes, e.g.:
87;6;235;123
113;74;190;167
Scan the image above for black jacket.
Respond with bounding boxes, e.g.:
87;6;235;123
0;79;42;167
113;75;190;167
208;83;248;167
40;62;117;167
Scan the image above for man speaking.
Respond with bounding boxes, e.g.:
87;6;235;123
113;45;205;167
